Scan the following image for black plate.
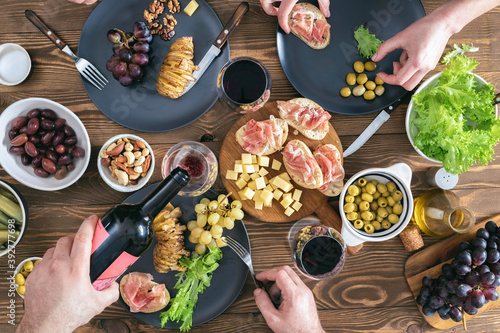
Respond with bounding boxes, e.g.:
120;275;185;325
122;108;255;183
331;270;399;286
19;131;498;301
118;186;249;328
78;0;229;132
277;0;425;115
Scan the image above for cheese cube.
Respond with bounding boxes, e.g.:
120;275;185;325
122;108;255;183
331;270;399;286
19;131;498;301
225;170;238;181
238;190;248;201
272;159;282;170
241;154;253;165
236;160;242;164
264;200;273;207
250;173;260;180
292;201;303;211
264;176;269;184
234;164;243;173
258;167;269;177
273;189;283;200
258;156;270;167
242;187;255;200
254;190;263;202
242;164;255;174
279;172;291;181
235;178;247;189
184;0;199;16
284;207;295;216
281;181;294;193
251;155;258;164
260;189;274;206
255;201;264;210
247;180;257;190
255;177;266;190
274;176;293;192
241;173;251;182
292;189;302;201
283;193;292;200
281;196;294;208
265;184;273;192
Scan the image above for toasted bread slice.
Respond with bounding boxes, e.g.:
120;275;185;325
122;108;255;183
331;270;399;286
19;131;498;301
313;144;345;197
235;116;289;156
282;139;323;189
120;274;170;313
277;98;330;140
288;3;330;50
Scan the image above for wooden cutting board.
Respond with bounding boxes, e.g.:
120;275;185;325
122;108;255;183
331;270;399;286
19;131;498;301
405;215;500;329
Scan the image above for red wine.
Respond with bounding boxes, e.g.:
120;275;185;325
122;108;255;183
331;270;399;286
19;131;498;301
179;154;204;178
223;59;267;104
297;236;344;277
89;167;189;291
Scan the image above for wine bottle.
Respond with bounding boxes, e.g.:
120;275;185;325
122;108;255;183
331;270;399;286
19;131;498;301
90;167;190;291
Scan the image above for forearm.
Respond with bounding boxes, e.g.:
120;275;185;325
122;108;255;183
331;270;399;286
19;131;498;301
428;0;500;35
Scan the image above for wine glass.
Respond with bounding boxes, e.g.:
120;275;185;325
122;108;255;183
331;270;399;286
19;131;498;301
217;57;271;113
288;219;346;280
161;141;218;196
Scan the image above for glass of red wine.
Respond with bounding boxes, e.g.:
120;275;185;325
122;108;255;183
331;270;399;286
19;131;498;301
161;141;218;196
217;57;271;113
288;219;346;280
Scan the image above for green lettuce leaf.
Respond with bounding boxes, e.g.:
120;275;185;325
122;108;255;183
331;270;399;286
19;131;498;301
353;25;383;59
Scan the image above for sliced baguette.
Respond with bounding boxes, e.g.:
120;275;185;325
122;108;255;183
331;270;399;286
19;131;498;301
235;116;289;156
282;139;323;189
277;98;329;140
120;274;170;313
289;3;330;50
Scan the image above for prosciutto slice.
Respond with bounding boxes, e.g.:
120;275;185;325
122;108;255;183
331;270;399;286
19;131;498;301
290;5;330;44
314;145;345;193
241;117;283;155
122;272;168;313
277;100;330;132
282;141;319;186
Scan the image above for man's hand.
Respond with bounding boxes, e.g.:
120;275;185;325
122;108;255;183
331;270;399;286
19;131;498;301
260;0;330;34
17;216;119;333
254;266;325;333
68;0;98;5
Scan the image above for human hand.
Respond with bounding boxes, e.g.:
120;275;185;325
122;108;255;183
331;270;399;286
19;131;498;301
68;0;98;4
371;14;453;90
17;215;119;333
254;266;324;333
260;0;330;34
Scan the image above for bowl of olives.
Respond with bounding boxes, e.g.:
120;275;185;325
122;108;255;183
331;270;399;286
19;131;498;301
14;257;42;298
0;98;91;191
339;163;414;246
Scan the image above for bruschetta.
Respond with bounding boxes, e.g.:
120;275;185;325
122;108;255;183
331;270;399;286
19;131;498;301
282;139;323;189
288;3;331;50
313;144;344;196
235;116;288;155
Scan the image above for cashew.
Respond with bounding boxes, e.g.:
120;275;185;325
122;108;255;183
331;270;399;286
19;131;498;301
142;148;150;156
106;142;117;152
125;143;134;152
129;173;141;180
100;149;109;158
115;169;129;186
123;137;130;143
116;138;123;144
123;151;135;165
133;151;142;159
134;165;144;174
134;156;145;166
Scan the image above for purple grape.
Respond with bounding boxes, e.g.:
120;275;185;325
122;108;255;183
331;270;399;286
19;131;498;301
446;280;460;293
476;264;491;275
470;289;486;309
118;46;132;63
128;63;143;79
438;284;449;298
437;305;451;318
463;297;479;315
422;276;434;288
487;249;500;263
456;283;472;297
420;287;432;299
456;251;472;266
480;272;496;287
465;271;480;288
107;29;123;44
490;262;500;275
447;294;464;307
449;306;463;322
112;44;121;55
456;264;471;276
459;241;471;252
428;295;444;309
113;62;127;76
473;248;487;266
484;287;499;301
491;275;500;288
119;73;133;86
486;221;498;234
487;239;498;250
137;35;153;43
133;42;150;53
106;55;121;72
133;21;150;38
477;228;490;240
422;303;436;316
472;238;487;249
416;294;426;306
131;52;149;66
125;32;136;46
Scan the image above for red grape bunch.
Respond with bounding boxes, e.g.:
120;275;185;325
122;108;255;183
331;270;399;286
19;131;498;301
417;221;500;323
105;21;152;86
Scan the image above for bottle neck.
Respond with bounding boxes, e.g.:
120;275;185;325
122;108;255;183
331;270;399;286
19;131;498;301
443;206;476;234
138;167;190;218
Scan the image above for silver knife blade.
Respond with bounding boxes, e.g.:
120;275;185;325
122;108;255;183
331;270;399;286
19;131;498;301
180;45;220;97
343;110;391;157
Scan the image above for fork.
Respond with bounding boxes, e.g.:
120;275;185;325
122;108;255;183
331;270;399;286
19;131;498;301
25;10;108;90
222;235;264;289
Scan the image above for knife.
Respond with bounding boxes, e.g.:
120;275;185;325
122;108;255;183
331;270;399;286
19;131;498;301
180;1;249;97
343;92;412;158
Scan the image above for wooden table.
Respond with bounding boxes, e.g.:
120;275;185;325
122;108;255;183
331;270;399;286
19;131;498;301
1;0;500;332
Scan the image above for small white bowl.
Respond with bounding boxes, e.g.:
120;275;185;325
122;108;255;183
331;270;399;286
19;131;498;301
13;256;43;298
406;73;498;163
0;43;31;86
0;180;29;258
0;98;91;191
97;134;155;192
339;163;414;247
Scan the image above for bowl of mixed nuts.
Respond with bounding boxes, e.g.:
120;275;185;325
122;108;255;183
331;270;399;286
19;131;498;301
97;134;154;192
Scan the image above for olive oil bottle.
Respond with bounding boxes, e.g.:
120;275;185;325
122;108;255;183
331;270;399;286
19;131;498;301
412;189;475;238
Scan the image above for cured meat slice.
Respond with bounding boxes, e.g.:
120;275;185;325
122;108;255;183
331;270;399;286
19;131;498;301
314;144;345;193
122;272;168;313
241;118;284;155
277;100;331;131
282;141;319;186
290;5;330;43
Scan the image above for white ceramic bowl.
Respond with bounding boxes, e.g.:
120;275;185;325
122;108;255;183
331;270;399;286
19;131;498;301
0;43;31;86
0;180;29;258
13;256;43;298
0;98;91;191
97;134;155;192
406;73;498;163
339;163;414;246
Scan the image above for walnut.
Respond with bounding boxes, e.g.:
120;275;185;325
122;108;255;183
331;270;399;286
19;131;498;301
160;29;175;41
164;14;177;29
149;0;165;15
143;10;155;23
167;0;181;14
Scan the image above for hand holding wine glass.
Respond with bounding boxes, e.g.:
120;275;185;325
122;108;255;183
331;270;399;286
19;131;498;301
254;266;325;333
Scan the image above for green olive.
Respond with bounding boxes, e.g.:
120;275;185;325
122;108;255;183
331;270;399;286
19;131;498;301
345;195;355;203
393;190;403;201
357;73;368;85
359;201;370;211
386;206;393;215
17;285;26;296
386;181;397;193
364;223;375;234
363;90;376;101
372;191;381;199
34;259;42;266
15;273;25;286
370;180;379;186
382;191;391;197
372;221;382;231
353;61;364;73
375;85;385;96
23;261;34;273
355;196;362;205
340;87;351;97
364;61;377;71
346;73;357;85
376;214;384;222
361;193;373;203
346;211;359;221
388;214;399;224
348;185;360;196
382;220;392;229
357;177;368;187
365;183;376;194
361;211;374;221
21;269;29;278
377;197;388;207
365;80;376;91
375;76;384;85
377;184;388;194
393;203;403;215
377;207;389;218
370;202;379;211
361;186;367;193
387;196;396;206
352;84;366;97
344;203;356;213
353;219;364;229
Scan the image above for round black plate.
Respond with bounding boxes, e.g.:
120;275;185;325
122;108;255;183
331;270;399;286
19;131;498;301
277;0;425;115
118;186;249;328
78;0;229;132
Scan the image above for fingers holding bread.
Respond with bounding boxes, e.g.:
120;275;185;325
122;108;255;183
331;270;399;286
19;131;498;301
288;2;331;49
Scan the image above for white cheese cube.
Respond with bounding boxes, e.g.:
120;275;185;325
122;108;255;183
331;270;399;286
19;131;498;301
271;159;282;171
225;170;238;181
258;156;270;167
241;154;253;165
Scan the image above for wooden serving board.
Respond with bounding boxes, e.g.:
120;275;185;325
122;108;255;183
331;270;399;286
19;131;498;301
405;215;500;329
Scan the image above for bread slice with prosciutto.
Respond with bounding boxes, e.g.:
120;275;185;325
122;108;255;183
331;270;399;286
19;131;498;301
277;98;331;140
313;144;345;196
120;272;170;313
235;116;288;156
288;3;331;50
282;139;323;189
